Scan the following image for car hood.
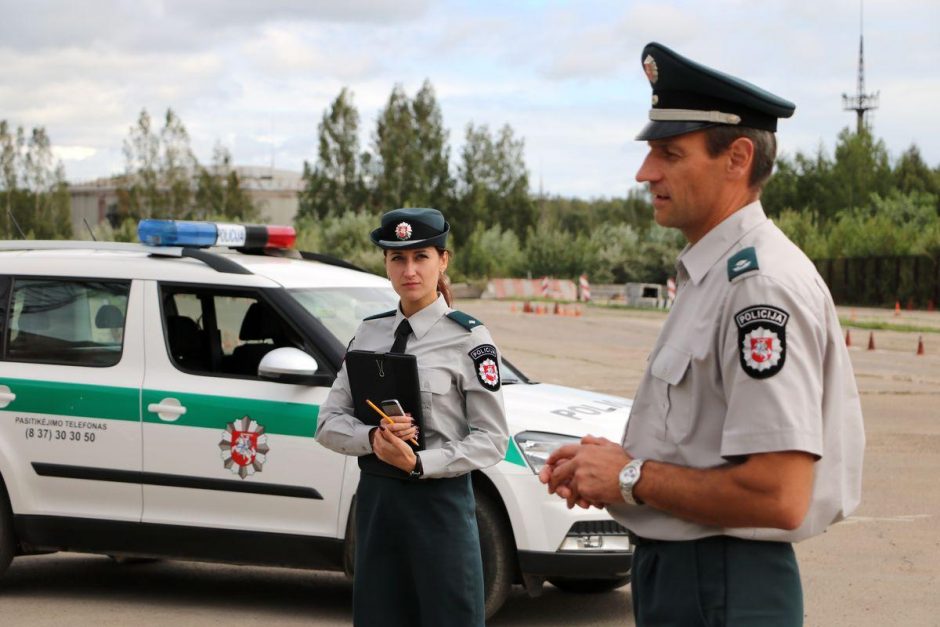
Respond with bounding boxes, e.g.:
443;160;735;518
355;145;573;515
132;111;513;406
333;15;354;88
502;382;632;441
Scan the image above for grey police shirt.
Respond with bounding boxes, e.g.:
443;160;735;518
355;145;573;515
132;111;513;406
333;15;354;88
609;201;865;543
316;294;509;479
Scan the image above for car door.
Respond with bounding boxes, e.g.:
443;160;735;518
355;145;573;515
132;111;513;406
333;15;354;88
139;280;346;539
0;275;143;524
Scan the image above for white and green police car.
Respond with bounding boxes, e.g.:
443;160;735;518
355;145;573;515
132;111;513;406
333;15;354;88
0;220;632;618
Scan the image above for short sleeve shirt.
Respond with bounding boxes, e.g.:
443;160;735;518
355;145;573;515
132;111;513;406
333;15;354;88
608;201;865;542
315;295;509;479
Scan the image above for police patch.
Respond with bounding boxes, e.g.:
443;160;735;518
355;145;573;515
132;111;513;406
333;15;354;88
735;305;788;379
469;344;500;391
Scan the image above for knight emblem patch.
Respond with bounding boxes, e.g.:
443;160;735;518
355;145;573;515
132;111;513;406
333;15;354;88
218;416;270;479
395;222;413;240
469;344;501;391
735;305;788;379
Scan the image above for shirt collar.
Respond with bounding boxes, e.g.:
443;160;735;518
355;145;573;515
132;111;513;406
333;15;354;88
677;200;768;285
394;294;450;340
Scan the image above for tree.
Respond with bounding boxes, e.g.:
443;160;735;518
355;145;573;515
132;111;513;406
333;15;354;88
456;123;534;243
372;84;418;211
298;88;367;219
159;109;198;219
0;121;21;238
119;108;199;221
410;80;454;213
195;144;258;221
120;109;161;221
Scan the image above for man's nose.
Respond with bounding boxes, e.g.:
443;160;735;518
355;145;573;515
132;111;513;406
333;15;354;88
635;153;658;183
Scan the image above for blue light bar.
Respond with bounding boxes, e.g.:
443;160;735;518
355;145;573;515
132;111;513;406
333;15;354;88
138;220;221;247
137;220;295;249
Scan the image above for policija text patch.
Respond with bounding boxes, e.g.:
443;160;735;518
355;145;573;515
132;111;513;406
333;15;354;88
735;305;788;379
469;344;500;391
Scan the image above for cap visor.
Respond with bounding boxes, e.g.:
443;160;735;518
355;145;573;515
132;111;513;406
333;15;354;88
635;120;716;141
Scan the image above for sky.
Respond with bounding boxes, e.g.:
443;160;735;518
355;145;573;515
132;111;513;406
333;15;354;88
1;0;938;198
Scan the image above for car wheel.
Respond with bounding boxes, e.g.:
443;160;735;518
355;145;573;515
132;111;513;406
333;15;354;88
548;575;630;594
0;482;15;579
475;487;515;620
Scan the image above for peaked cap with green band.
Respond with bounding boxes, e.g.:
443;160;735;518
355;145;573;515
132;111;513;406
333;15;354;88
370;207;450;250
636;42;796;141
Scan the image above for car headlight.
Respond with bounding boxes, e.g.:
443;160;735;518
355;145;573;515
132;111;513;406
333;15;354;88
514;431;581;474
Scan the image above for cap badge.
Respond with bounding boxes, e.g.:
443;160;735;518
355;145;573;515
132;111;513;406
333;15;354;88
395;222;413;240
643;54;659;84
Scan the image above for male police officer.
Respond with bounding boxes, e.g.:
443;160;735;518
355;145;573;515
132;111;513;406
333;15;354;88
540;42;865;625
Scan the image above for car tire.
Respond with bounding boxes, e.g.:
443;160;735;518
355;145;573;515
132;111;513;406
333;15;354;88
0;481;15;579
548;575;630;594
475;487;515;620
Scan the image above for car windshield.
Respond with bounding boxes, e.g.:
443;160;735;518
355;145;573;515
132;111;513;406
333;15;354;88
287;286;522;384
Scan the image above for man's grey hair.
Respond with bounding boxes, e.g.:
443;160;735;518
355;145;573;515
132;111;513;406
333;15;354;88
703;126;777;190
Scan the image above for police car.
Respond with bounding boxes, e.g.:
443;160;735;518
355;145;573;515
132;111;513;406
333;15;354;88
0;220;632;618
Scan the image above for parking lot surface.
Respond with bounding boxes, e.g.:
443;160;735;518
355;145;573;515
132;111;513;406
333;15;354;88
2;301;938;626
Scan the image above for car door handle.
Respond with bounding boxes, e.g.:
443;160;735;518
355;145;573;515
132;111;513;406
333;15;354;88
147;398;187;422
0;386;15;409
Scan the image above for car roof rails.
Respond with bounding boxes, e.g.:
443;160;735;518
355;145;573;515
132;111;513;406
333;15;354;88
0;240;252;275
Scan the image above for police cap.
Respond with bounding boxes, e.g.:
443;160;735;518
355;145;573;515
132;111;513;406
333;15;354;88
636;42;796;141
370;208;450;250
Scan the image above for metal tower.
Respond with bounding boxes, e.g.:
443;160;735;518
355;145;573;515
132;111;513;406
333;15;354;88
842;3;879;133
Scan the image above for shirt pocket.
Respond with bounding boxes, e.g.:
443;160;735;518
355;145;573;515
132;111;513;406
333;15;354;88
419;367;455;431
649;344;693;442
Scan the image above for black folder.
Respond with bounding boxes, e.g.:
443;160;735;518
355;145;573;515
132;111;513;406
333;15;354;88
344;350;426;479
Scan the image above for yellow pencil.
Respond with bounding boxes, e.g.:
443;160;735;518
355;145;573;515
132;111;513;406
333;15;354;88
366;399;419;446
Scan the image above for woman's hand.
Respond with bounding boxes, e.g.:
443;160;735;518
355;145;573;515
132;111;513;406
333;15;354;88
372;425;418;473
384;412;418;443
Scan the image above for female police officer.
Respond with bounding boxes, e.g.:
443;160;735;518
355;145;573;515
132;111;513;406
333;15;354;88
315;208;509;627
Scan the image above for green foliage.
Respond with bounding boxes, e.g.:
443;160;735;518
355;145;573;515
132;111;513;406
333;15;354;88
298;88;368;219
455;123;534;243
295;211;385;275
194;144;259;222
452;222;524;280
0;120;72;239
118;109;256;224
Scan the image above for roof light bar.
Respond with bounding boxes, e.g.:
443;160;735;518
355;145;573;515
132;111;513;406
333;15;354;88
138;220;296;249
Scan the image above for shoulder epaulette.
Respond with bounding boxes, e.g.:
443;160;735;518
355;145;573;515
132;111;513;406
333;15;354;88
363;309;396;321
727;247;760;281
446;310;484;332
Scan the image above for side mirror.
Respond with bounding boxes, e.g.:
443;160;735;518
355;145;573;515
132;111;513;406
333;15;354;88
258;347;320;383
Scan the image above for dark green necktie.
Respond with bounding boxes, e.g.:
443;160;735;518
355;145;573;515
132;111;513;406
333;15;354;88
390;319;412;353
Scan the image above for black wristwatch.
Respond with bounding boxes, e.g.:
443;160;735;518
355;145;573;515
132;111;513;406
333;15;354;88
409;454;424;479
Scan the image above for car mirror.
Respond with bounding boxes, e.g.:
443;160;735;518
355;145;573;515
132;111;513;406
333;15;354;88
258;347;320;383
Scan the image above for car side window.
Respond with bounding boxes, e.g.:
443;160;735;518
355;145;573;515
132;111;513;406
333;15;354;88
4;278;130;367
161;286;308;379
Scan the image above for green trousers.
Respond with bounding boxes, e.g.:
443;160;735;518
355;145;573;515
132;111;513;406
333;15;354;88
353;472;484;627
631;535;803;627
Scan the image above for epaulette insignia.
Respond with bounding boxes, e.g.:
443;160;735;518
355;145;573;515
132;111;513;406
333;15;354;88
446;310;483;332
727;247;759;281
363;309;396;321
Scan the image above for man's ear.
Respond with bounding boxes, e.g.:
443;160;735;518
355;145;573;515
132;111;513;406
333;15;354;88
727;137;755;183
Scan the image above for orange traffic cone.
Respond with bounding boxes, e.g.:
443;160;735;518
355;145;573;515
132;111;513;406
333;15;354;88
894;301;901;317
867;332;876;351
917;336;925;356
845;329;852;347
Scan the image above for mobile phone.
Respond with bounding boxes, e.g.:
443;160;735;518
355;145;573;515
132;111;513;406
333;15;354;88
380;399;405;417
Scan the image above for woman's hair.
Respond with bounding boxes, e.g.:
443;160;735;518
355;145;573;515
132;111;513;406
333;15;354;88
436;247;453;306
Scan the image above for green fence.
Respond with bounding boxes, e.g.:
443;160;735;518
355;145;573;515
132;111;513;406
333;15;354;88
814;256;940;309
